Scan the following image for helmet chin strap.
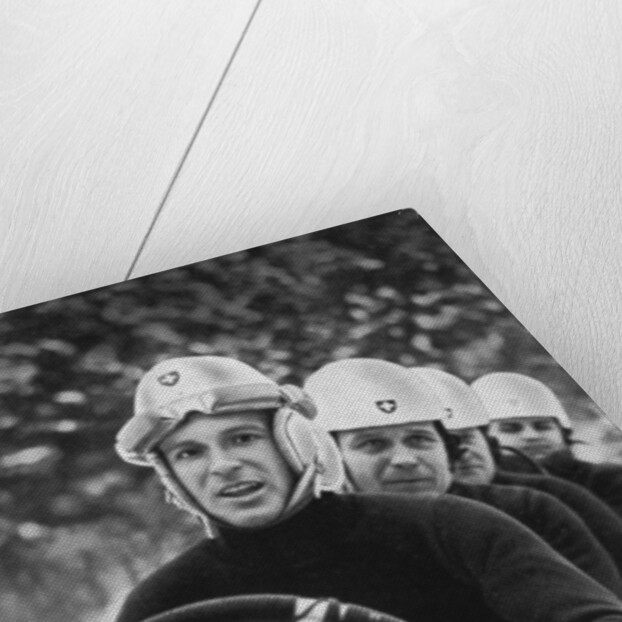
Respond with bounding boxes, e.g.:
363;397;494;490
148;452;218;537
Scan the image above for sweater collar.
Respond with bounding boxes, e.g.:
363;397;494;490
213;493;354;567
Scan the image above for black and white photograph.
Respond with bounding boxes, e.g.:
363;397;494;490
2;209;622;622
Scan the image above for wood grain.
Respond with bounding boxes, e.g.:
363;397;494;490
131;0;622;423
0;0;257;312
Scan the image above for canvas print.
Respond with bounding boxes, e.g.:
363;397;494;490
2;209;622;622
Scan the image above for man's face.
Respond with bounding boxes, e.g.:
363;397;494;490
336;421;453;495
488;416;567;461
160;411;295;529
451;427;497;485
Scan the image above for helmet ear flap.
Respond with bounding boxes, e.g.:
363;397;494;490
312;426;348;492
273;407;318;474
279;385;317;419
273;407;346;491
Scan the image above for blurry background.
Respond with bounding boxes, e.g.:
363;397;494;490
0;210;620;622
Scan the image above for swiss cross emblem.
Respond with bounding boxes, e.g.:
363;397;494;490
158;371;180;386
376;399;397;413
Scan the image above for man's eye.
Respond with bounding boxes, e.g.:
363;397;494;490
356;439;387;452
405;435;436;447
533;421;554;431
499;424;522;433
173;447;201;461
231;433;260;446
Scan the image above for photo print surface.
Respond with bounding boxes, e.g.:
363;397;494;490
2;209;622;622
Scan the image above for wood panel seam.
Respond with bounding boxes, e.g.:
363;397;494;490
124;0;264;281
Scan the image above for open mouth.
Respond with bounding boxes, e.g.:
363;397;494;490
219;481;265;498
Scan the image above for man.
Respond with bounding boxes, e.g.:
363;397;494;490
408;367;497;487
411;367;622;575
473;372;622;518
304;358;622;595
115;355;622;622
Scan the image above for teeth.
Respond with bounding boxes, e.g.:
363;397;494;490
221;482;262;496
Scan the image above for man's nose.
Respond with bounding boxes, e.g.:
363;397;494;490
460;441;477;456
520;425;541;440
389;444;420;467
209;448;242;475
459;446;479;463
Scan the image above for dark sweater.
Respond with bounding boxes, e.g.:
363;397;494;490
450;481;622;595
541;453;622;519
116;493;622;622
494;469;622;573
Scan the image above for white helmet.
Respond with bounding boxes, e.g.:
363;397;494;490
471;372;573;430
304;358;448;432
408;368;490;431
115;356;345;534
